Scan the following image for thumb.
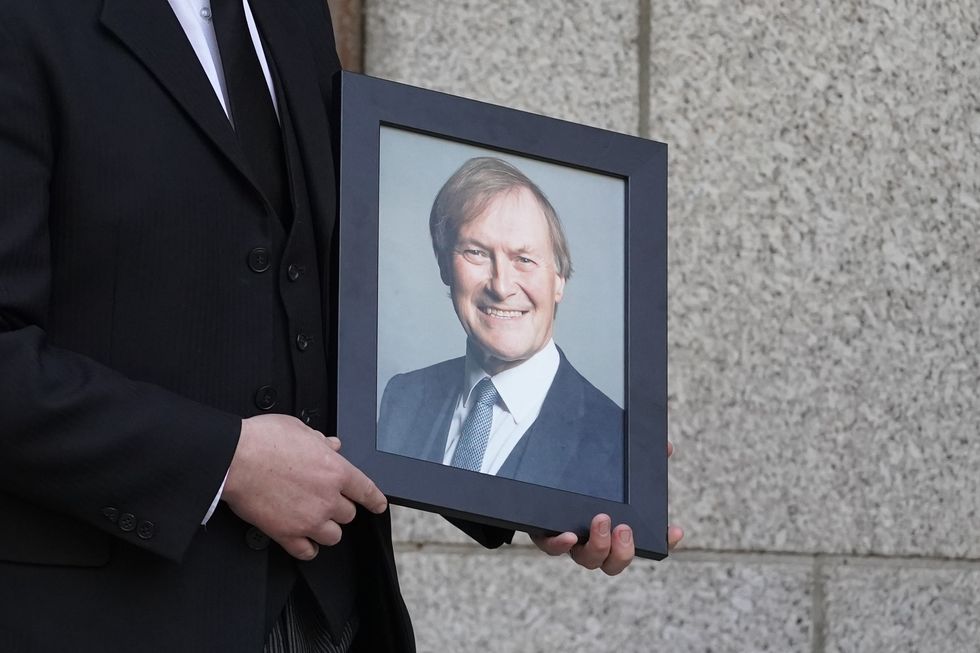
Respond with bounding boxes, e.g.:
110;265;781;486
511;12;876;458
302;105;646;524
532;531;578;556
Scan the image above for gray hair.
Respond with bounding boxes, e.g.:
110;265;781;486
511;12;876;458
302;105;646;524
429;157;573;283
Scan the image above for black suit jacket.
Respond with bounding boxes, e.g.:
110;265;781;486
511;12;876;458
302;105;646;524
378;350;625;501
0;1;411;650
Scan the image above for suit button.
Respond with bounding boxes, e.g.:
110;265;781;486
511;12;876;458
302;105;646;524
137;520;156;540
118;512;137;532
245;527;270;550
286;264;304;282
295;333;312;351
248;247;271;273
254;385;278;410
101;507;119;523
299;407;318;426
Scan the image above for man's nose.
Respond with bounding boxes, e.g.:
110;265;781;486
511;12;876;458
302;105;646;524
487;261;517;298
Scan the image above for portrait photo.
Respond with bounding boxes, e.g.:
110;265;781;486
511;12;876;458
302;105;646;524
375;126;627;502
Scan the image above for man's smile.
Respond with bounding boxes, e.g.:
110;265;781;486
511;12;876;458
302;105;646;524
480;305;528;319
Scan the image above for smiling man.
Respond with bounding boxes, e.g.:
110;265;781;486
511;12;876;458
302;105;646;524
377;157;624;501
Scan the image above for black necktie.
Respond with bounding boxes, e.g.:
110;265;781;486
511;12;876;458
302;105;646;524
211;0;289;222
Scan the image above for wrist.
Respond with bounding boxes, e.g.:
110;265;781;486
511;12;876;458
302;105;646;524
222;418;253;505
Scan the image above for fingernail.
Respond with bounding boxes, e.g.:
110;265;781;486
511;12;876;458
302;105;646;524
599;519;610;537
619;528;632;544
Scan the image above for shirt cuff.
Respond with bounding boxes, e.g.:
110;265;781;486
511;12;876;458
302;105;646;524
201;470;229;525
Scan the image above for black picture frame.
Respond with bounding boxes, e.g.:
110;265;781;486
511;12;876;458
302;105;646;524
334;71;668;560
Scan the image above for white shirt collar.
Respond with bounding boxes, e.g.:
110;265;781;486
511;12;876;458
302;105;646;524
462;339;560;425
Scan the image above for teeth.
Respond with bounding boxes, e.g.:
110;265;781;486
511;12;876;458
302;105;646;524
483;307;523;318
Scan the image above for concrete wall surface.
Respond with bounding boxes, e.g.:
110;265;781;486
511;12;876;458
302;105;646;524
360;1;980;651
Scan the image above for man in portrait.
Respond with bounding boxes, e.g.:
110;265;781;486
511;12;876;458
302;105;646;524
378;157;625;501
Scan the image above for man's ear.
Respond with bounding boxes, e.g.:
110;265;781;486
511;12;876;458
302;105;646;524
554;272;566;303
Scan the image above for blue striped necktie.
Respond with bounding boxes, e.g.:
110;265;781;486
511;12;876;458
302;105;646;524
451;377;499;471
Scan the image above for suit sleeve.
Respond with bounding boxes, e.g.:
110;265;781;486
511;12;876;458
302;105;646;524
376;372;414;455
447;518;514;549
291;0;342;100
0;17;241;563
375;374;399;453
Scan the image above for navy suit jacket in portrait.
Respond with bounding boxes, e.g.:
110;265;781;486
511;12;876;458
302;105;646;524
378;349;625;502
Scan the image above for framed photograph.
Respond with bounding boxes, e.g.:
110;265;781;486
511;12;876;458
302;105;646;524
334;71;668;559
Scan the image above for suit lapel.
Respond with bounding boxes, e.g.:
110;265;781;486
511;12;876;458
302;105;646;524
498;355;583;483
246;0;338;237
100;0;259;191
416;361;463;463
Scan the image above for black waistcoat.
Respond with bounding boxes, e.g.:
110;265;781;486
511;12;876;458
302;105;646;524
258;48;357;639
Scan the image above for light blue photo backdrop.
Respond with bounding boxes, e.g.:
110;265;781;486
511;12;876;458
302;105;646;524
376;126;626;410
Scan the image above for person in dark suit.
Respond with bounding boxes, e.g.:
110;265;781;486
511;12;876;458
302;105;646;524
378;157;625;501
0;1;407;650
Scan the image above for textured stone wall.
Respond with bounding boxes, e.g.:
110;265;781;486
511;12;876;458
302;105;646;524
361;1;980;651
326;0;363;70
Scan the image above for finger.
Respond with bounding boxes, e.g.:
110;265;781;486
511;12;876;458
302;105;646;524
569;514;612;570
332;496;358;526
531;531;578;556
667;440;674;458
309;520;343;547
667;525;684;551
600;525;634;576
338;459;388;514
324;436;342;452
280;536;319;561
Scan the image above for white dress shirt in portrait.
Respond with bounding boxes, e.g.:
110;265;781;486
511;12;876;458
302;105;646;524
443;340;561;474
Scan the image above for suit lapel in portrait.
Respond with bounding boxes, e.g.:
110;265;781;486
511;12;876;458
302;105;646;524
497;355;584;486
416;360;462;463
